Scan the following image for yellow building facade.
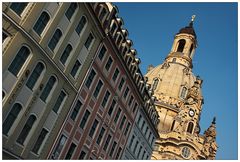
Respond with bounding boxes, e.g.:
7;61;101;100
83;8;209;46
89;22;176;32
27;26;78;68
146;17;218;160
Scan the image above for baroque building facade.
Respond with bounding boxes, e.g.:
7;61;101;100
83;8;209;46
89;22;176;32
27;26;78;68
146;17;218;160
2;2;159;160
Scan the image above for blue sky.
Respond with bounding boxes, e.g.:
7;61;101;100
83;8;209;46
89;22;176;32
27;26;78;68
115;2;238;160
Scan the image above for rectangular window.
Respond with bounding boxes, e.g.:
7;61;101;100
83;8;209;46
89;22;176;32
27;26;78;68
145;127;149;136
133;141;139;154
65;143;76;159
75;16;87;35
137;115;142;125
109;141;117;157
124;122;131;136
40;76;56;102
51;135;67;159
107;100;116;116
32;128;48;154
112;68;119;82
105;57;113;71
85;69;96;88
103;134;112;151
101;90;110;108
142;150;146;159
93;80;103;98
148;132;152;141
123;87;129;99
98;45;107;61
133;102;138;113
79;110;90;129
119;115;126;130
96;127;105;145
118;78;125;91
129;135;135;149
115;147;122;159
141;121;146;131
10;3;28;16
60;44;72;65
70;100;82;121
65;3;77;21
128;95;134;107
53;90;67;113
137;146;143;158
114;108;121;123
78;151;86;159
84;33;94;50
89;119;99;138
70;60;81;78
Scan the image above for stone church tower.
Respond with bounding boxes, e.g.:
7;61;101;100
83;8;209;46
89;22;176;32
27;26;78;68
145;16;217;160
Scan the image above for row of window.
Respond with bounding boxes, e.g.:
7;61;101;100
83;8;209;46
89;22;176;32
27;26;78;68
137;114;155;146
128;134;150;160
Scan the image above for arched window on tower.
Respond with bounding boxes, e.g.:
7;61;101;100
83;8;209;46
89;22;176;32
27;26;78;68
177;39;186;53
187;122;194;134
189;44;194;57
180;87;187;99
152;78;159;90
170;120;175;131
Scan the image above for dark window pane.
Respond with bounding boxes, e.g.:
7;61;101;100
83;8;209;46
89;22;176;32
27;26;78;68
40;76;56;102
33;12;50;35
26;62;44;90
65;3;77;21
85;69;96;88
3;103;22;135
8;46;30;76
75;16;87;35
89;119;99;138
10;3;28;16
65;143;76;159
32;128;48;154
70;60;81;78
93;80;103;98
17;115;36;145
70;100;82;121
105;57;113;71
96;127;105;145
60;44;72;65
48;29;62;51
84;33;94;49
79;110;90;129
98;45;106;61
53;90;66;113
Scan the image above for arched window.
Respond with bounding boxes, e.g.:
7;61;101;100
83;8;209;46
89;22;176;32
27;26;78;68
75;16;87;35
180;87;187;99
65;3;77;21
99;7;107;21
172;58;176;63
170;120;175;131
187;122;194;134
40;76;57;102
48;29;62;51
60;44;72;65
189;44;194;57
177;39;186;52
110;22;117;35
26;62;44;90
152;78;159;90
33;11;50;36
17;115;36;145
3;103;22;135
10;2;28;16
8;46;30;76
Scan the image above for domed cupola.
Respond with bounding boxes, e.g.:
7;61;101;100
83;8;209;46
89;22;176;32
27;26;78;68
166;15;198;68
178;16;197;38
